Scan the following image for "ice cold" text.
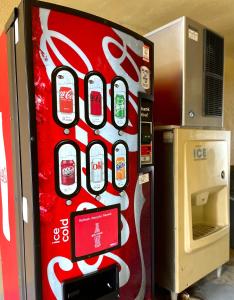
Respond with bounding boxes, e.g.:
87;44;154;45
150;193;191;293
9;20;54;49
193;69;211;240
52;219;69;244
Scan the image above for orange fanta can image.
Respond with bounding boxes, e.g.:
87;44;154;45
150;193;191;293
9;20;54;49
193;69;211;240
116;157;126;180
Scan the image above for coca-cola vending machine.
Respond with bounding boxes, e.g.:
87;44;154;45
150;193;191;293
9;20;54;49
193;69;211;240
0;1;154;299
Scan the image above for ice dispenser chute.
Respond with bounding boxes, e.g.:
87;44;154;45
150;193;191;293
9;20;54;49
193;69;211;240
184;139;229;253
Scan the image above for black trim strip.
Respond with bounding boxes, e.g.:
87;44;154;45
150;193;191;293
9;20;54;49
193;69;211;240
84;71;107;129
111;76;129;130
112;141;129;191
54;140;81;198
86;140;108;195
52;66;79;128
70;204;121;262
4;8;18;33
23;0;42;299
138;92;154;171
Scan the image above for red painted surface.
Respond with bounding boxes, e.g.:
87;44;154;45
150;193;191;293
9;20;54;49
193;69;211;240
0;33;20;300
32;6;153;299
154;73;182;126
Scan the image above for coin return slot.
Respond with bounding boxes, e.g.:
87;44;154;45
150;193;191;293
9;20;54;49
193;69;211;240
62;265;119;300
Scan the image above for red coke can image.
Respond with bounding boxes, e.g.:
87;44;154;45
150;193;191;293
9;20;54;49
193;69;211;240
59;87;73;113
61;160;75;185
90;90;102;116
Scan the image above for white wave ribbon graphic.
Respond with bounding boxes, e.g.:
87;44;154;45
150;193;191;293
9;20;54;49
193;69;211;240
47;256;73;300
134;179;146;300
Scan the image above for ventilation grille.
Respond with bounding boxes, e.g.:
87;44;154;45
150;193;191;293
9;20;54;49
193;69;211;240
193;223;221;240
204;29;224;117
205;75;223;116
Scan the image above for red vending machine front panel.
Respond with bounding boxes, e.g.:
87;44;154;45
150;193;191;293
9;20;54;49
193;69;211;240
32;5;153;300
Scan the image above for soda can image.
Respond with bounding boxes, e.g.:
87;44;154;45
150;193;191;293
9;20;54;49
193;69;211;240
59;86;73;114
90;90;102;116
116;157;126;180
61;160;75;185
91;158;103;183
115;94;125;119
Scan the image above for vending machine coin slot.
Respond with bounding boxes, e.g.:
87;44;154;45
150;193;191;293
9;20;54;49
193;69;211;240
111;77;129;130
112;141;129;191
52;66;79;128
62;265;119;300
54;140;81;198
70;205;121;262
85;71;107;129
86;140;108;195
139;95;153;168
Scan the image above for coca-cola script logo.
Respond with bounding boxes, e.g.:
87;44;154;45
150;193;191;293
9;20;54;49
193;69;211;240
92;223;103;248
59;87;73;100
0;167;7;183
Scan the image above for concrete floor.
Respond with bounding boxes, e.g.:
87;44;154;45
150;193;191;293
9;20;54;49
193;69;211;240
188;249;234;300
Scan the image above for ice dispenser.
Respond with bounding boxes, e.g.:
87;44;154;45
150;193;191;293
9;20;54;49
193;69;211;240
184;139;229;253
155;128;230;298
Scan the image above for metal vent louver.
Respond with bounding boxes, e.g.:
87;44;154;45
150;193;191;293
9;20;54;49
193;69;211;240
204;29;224;117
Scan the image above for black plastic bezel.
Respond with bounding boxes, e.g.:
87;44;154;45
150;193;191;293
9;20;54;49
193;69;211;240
111;76;129;130
70;204;121;262
52;66;79;128
112;140;129;191
54;140;81;198
84;71;107;129
86;140;108;195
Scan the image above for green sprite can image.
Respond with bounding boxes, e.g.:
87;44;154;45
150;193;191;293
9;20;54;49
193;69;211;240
115;94;125;118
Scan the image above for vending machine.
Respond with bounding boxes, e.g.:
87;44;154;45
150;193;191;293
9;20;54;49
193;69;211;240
0;1;154;299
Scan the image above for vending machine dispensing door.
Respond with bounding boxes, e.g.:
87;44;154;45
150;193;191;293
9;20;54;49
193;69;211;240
0;1;154;299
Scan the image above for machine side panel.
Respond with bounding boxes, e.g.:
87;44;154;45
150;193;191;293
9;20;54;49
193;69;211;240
14;1;42;299
155;130;175;291
0;32;21;300
148;20;183;126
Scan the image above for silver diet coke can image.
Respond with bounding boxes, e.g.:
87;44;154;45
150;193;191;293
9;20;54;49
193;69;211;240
91;158;103;183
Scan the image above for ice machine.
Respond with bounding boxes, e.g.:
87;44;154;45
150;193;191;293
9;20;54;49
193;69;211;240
146;16;224;128
155;128;230;299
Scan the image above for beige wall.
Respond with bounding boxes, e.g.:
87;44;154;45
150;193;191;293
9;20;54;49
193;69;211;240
224;53;234;165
